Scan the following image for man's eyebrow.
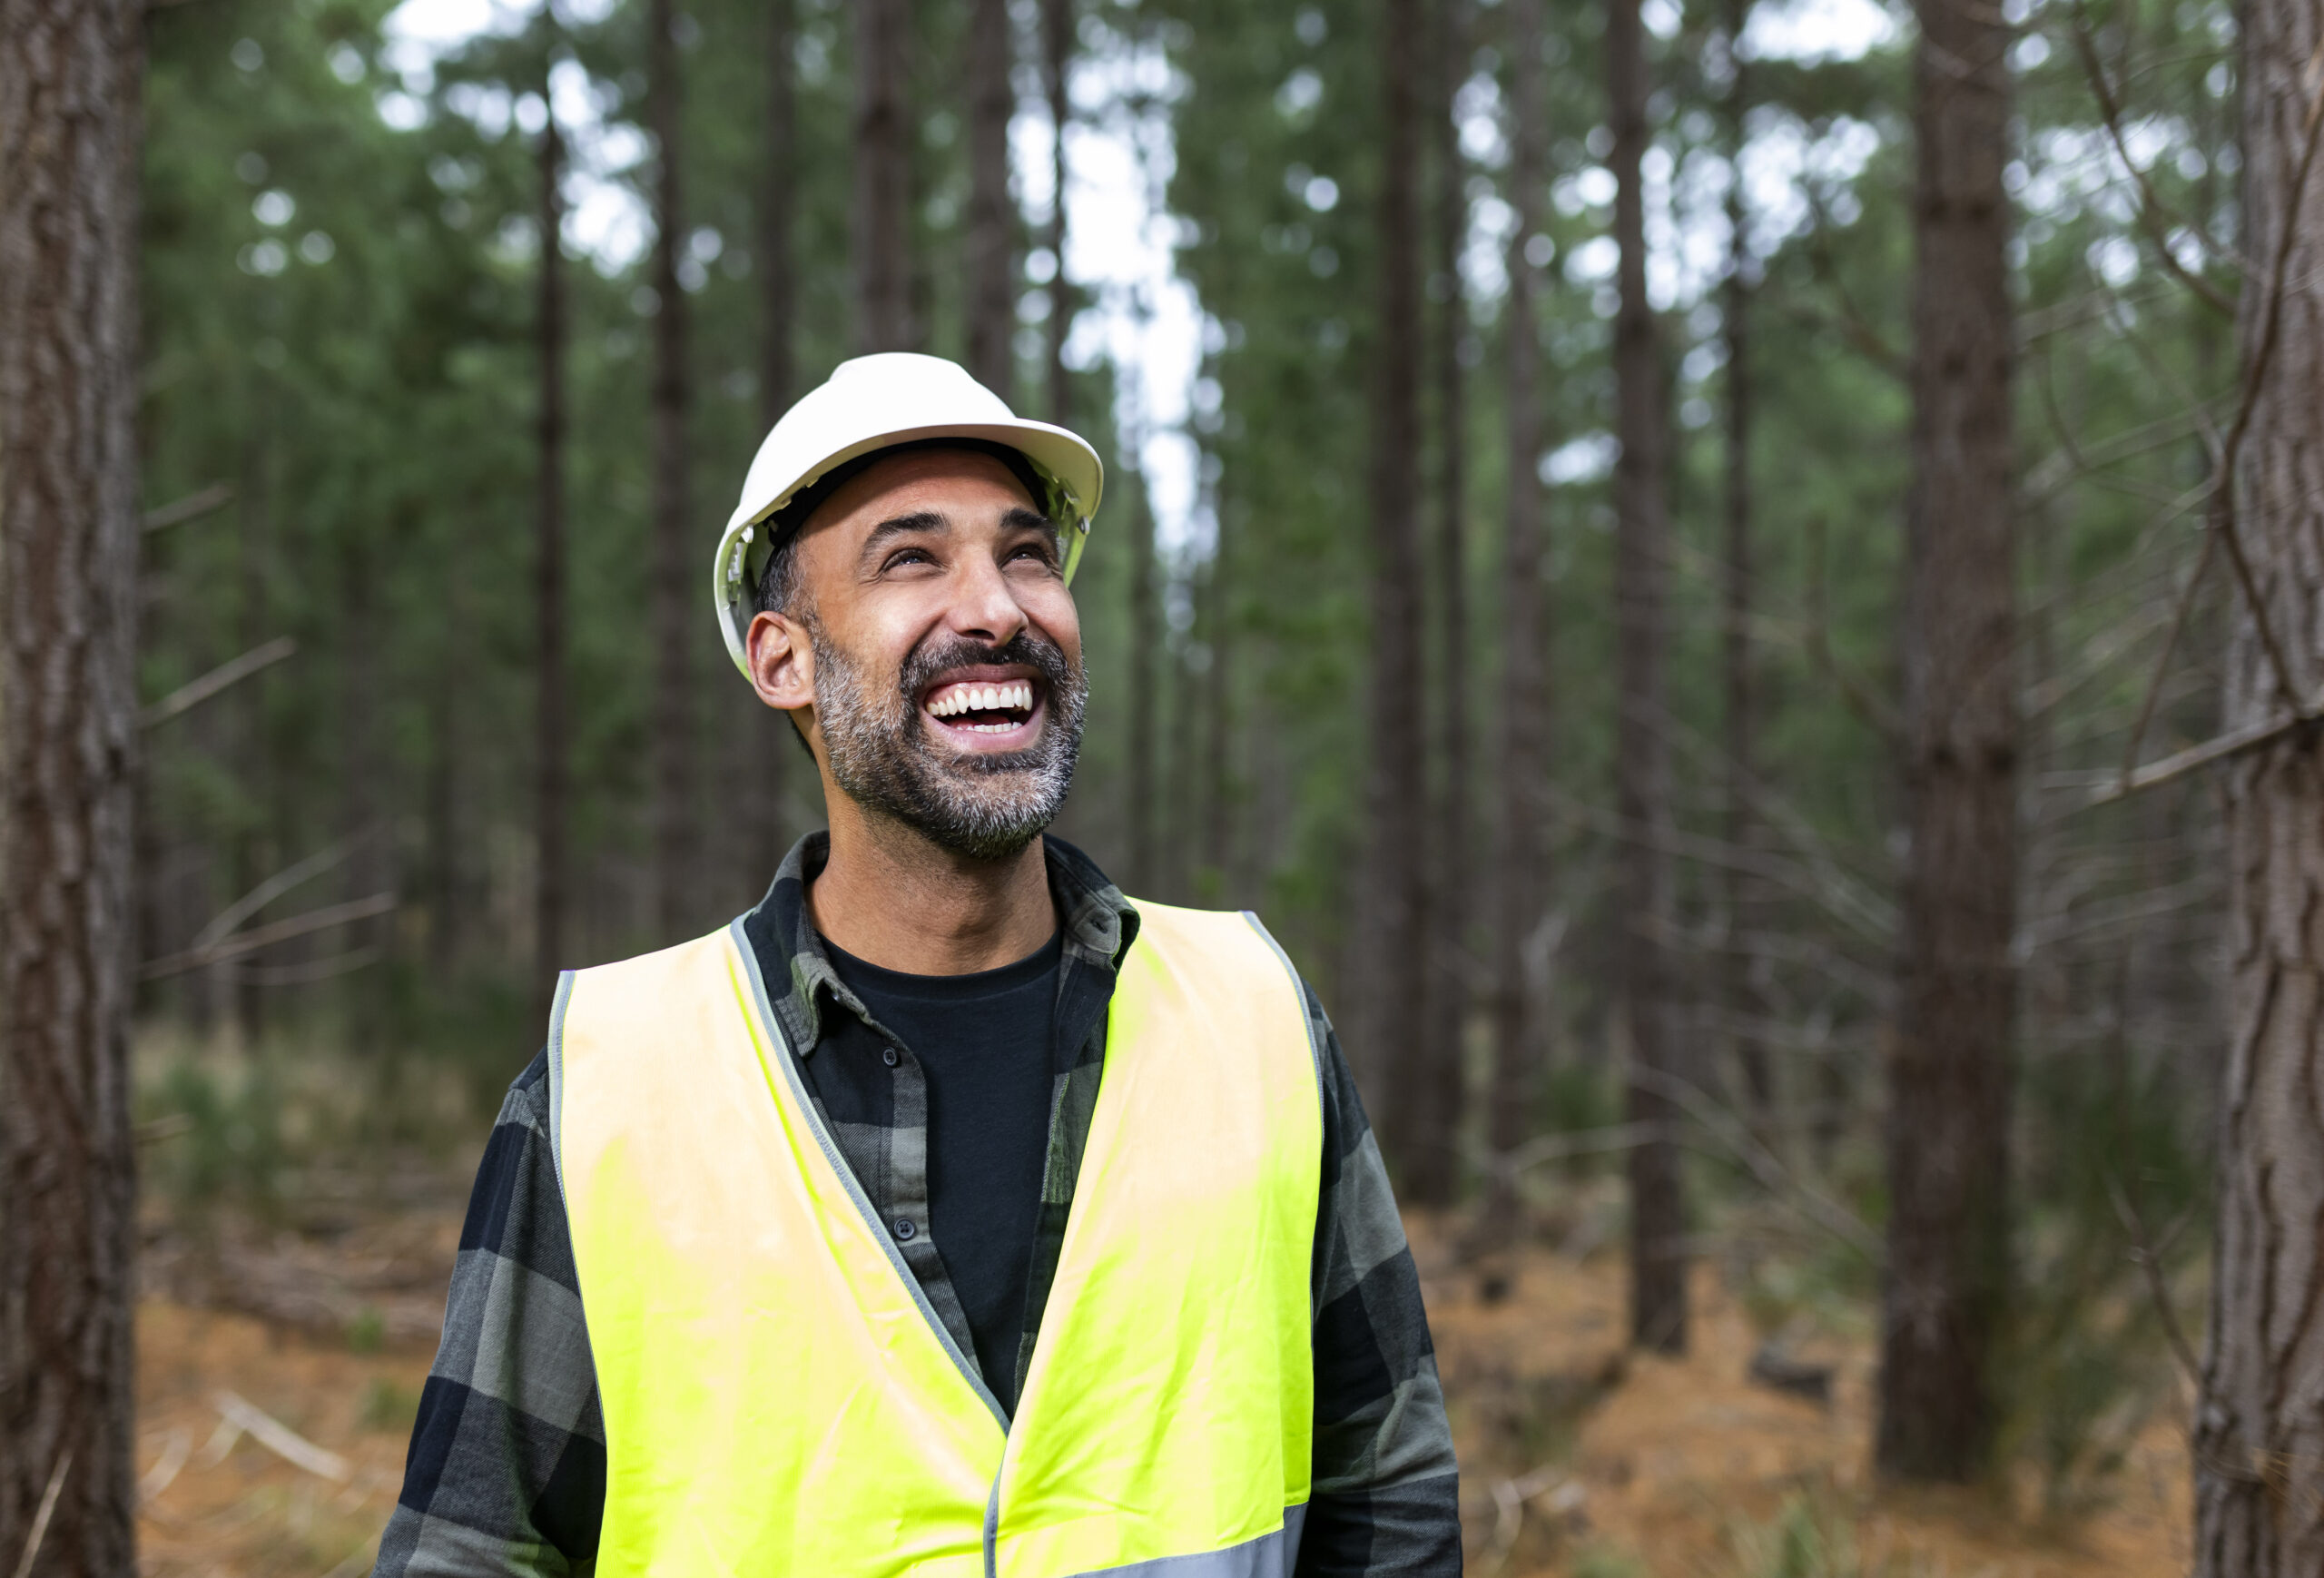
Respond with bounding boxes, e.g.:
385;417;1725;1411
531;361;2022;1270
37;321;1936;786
1000;505;1058;537
859;510;950;559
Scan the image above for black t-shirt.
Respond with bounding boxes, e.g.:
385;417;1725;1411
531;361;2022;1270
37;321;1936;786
823;930;1062;1412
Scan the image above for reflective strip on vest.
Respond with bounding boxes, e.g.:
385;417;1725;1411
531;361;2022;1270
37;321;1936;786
553;899;1321;1578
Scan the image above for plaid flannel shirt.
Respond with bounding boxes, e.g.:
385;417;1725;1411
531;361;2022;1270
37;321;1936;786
375;833;1460;1576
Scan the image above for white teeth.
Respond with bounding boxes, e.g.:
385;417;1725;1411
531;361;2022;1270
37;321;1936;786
924;679;1037;723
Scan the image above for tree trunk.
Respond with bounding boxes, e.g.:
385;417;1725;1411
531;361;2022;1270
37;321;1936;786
966;0;1014;394
233;422;272;1047
1484;0;1549;1240
0;2;144;1570
535;91;570;1012
1041;0;1072;423
762;0;795;421
649;0;698;942
1201;538;1232;901
1167;636;1199;901
1365;0;1441;1204
1719;0;1773;1130
338;522;385;1043
1431;0;1474;1220
1126;471;1157;893
1876;0;2017;1482
2194;0;2324;1562
855;0;912;354
1609;0;1686;1354
740;0;796;892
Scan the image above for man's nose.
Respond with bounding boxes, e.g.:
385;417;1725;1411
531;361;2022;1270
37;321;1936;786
950;555;1029;647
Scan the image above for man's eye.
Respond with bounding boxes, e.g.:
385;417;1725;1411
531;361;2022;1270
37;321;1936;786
884;547;937;570
1007;543;1059;568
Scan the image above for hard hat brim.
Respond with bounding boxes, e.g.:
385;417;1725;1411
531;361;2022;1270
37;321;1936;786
712;416;1102;677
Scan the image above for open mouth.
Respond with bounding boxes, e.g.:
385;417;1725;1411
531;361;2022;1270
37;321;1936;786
921;674;1043;741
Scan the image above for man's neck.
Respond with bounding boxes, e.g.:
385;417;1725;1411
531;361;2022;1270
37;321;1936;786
808;809;1056;976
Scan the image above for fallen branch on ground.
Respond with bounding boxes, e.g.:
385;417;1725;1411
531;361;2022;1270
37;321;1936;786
212;1391;351;1484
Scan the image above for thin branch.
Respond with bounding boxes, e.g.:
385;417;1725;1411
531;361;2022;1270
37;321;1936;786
2067;1;2240;316
2117;528;2217;782
140;893;397;980
2083;700;2324;808
2105;1175;2203;1385
1485;1121;1674;1179
188;834;363;955
2022;400;2219;509
1645;695;1900;946
139;636;296;728
141;480;235;533
10;1451;71;1578
1550;784;1899;945
1627;1062;1885;1259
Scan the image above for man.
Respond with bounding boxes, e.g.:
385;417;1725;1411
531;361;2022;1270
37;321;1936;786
377;353;1461;1576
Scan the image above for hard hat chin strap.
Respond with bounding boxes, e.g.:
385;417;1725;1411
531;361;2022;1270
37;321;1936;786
1061;517;1091;587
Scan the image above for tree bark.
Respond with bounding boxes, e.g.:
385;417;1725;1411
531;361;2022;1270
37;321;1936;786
966;0;1015;394
0;1;144;1570
1609;0;1686;1355
648;0;698;941
1484;0;1549;1239
1365;0;1441;1203
1041;0;1072;423
855;0;913;354
1127;471;1157;893
1431;0;1474;1220
338;522;384;1043
233;421;272;1047
535;84;570;1014
1719;0;1773;1130
2194;0;2324;1563
1876;0;2017;1481
1201;533;1232;899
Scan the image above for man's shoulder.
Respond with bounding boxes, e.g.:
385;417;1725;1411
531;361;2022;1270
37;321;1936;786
504;1048;553;1125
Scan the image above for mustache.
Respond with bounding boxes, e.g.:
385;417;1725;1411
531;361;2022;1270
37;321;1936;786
898;632;1078;703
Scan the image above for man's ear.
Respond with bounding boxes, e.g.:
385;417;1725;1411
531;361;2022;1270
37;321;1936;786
746;610;816;715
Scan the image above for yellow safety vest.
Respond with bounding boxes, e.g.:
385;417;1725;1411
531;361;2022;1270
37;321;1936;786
550;899;1322;1577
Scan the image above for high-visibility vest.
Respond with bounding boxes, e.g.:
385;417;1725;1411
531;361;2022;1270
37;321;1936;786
550;899;1323;1578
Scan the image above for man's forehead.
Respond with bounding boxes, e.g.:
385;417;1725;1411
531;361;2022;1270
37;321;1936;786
812;447;1041;536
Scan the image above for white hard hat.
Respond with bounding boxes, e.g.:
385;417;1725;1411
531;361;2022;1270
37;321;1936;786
711;351;1104;677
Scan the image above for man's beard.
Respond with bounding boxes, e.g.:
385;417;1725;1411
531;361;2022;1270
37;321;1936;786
808;620;1088;862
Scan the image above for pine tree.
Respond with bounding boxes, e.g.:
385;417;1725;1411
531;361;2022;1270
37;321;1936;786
0;1;145;1568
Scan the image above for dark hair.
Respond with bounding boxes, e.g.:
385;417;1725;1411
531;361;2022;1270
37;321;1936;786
754;438;1054;616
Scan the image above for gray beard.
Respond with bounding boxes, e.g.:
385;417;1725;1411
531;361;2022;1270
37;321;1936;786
808;620;1088;863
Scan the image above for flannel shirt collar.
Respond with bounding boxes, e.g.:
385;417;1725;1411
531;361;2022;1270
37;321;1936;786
748;830;1137;1057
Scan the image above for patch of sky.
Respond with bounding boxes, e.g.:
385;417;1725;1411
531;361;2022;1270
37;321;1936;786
1541;433;1620;487
1738;0;1899;64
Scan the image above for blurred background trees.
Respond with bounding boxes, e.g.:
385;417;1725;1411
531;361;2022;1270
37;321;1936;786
11;0;2317;1562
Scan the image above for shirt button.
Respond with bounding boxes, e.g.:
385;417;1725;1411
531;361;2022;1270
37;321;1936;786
893;1218;917;1241
882;1047;901;1068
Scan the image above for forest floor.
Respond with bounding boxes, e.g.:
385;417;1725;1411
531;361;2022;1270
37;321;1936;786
126;1170;2190;1577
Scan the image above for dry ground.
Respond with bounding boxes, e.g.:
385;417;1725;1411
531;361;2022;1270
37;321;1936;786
128;1191;2190;1576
